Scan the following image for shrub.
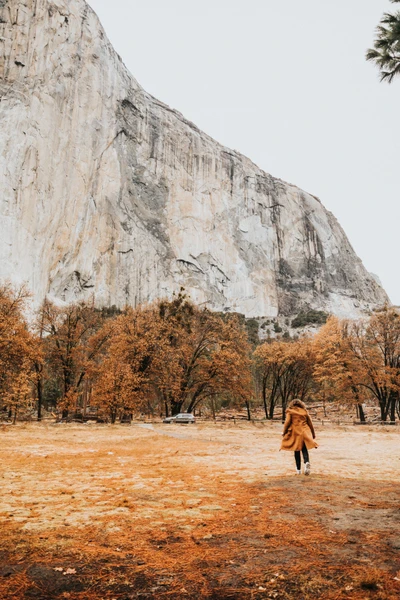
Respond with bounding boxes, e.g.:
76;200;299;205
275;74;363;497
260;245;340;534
291;310;328;328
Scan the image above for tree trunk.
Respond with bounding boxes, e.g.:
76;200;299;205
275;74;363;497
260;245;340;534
171;402;182;416
245;400;251;421
282;398;288;423
268;397;275;420
262;378;269;419
358;403;366;423
111;409;117;424
379;399;387;422
211;398;216;420
389;397;396;422
164;402;169;418
37;377;43;421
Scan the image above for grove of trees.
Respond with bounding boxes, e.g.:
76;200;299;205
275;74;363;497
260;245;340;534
1;281;399;424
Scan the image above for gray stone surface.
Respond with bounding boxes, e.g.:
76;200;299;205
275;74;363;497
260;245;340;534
0;0;389;316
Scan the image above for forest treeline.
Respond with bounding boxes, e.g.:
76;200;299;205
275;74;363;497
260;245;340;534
1;282;399;423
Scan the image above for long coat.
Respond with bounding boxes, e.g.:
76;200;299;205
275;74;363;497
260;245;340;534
280;406;318;451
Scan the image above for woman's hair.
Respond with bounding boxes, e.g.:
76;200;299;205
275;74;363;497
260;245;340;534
288;399;307;410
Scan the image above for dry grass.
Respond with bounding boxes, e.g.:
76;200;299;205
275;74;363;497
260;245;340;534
0;421;399;599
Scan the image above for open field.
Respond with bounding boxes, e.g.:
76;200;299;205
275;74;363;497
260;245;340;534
0;422;399;599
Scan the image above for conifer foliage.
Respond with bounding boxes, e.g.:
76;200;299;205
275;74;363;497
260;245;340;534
367;0;400;82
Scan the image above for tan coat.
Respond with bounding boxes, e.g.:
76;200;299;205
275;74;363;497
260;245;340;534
280;407;318;451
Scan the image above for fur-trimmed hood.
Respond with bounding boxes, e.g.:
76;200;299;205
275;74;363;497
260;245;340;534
287;399;307;410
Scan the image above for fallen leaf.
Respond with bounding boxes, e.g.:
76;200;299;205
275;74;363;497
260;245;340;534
63;568;76;575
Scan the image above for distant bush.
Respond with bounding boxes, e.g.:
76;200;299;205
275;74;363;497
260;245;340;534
291;310;328;328
245;318;260;346
273;322;282;333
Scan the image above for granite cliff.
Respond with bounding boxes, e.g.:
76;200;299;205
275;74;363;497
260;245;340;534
0;0;388;317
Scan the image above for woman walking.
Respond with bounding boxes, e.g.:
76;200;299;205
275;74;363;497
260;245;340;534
280;399;318;475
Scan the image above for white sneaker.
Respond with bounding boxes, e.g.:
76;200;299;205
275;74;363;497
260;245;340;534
296;469;301;475
304;462;311;476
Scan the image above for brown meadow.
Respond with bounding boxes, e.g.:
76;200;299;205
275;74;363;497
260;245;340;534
0;421;399;599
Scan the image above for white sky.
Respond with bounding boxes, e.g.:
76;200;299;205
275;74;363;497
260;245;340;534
89;0;399;304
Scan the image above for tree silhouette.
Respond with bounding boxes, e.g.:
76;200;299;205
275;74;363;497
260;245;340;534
367;0;400;82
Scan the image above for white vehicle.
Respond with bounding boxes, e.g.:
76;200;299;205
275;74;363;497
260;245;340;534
163;413;196;424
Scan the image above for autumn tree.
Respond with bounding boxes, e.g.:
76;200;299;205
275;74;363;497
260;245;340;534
314;309;400;422
0;283;38;421
346;307;400;422
91;305;164;422
5;365;32;424
92;293;253;420
38;300;112;415
93;356;139;423
254;339;315;420
154;294;253;416
313;316;367;421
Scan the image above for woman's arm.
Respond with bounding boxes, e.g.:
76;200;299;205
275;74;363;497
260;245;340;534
306;413;316;438
282;413;292;435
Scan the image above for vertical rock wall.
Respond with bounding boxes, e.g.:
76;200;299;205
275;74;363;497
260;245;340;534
0;0;388;316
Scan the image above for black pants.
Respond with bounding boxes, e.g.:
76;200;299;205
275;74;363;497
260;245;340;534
294;444;309;470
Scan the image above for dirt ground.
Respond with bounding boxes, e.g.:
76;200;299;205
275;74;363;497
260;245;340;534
0;421;399;600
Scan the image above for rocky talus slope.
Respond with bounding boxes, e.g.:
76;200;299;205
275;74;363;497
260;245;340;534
0;0;388;316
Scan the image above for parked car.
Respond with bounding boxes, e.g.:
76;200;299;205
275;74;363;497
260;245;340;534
163;413;196;424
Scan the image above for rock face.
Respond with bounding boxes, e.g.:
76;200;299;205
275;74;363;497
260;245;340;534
0;0;388;317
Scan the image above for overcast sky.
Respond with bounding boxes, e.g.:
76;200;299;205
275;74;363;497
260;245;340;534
89;0;399;304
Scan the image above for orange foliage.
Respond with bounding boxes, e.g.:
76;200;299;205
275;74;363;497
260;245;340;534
38;300;111;412
91;305;163;421
346;307;400;421
313;316;361;404
254;338;315;419
91;293;253;419
313;308;400;421
0;283;38;420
